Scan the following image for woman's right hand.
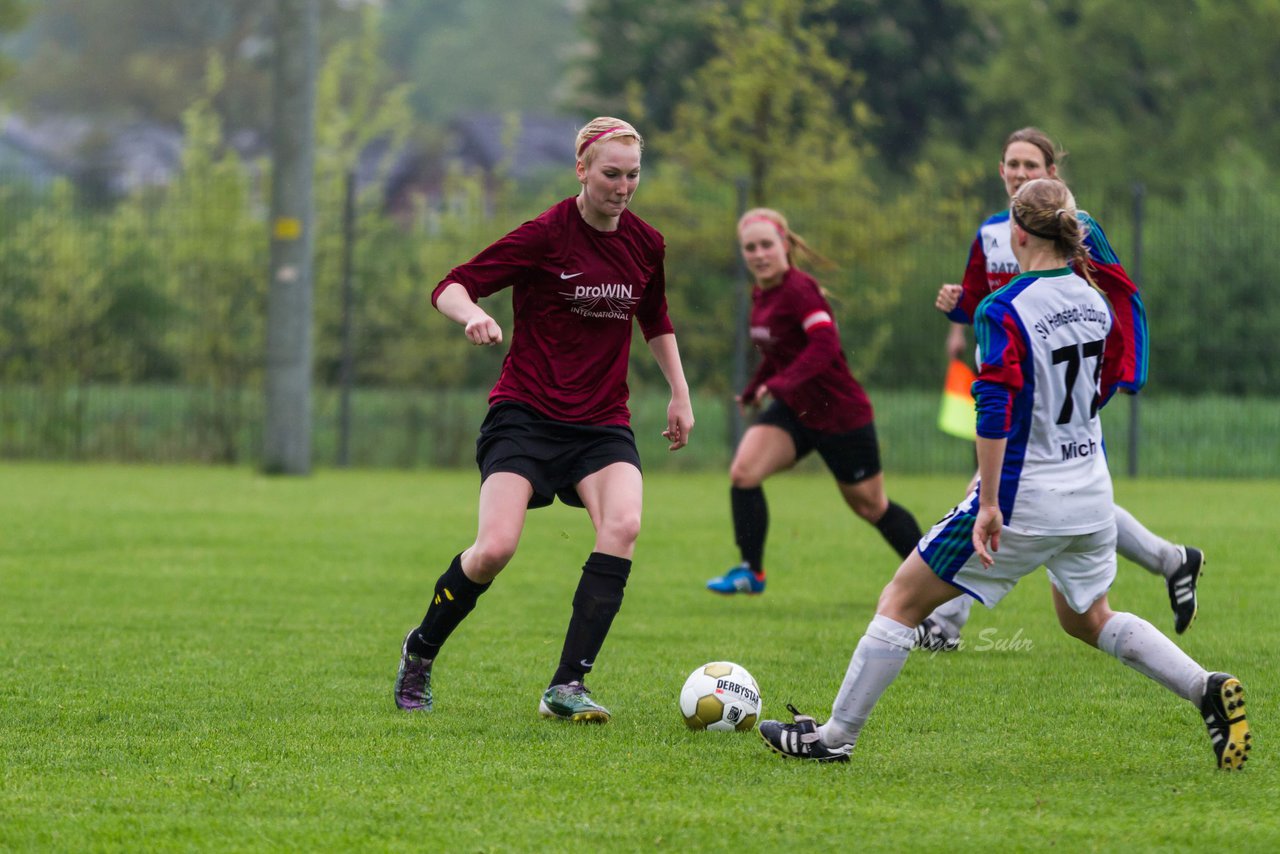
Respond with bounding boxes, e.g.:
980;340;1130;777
936;283;962;313
435;282;503;345
736;391;766;417
463;314;503;346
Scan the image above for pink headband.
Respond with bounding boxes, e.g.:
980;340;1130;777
740;215;787;240
577;127;624;157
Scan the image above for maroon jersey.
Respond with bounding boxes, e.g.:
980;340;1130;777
742;267;873;433
432;197;674;426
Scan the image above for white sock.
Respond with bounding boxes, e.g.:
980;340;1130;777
1096;612;1208;703
1114;505;1183;577
821;614;914;748
926;595;973;633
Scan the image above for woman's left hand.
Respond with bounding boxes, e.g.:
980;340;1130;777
972;504;1002;568
662;397;695;451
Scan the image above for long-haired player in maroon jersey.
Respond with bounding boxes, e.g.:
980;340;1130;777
394;117;695;723
705;208;923;595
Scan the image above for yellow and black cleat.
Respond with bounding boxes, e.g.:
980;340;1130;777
1201;673;1251;770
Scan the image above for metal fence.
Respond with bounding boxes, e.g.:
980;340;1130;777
2;164;1277;477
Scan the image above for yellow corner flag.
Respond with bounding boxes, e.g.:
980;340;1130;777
938;358;977;440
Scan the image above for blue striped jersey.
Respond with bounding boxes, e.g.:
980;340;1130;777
973;268;1115;535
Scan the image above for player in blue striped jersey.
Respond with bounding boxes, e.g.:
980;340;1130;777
760;178;1250;770
924;128;1201;648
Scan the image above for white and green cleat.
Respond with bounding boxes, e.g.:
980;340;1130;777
539;681;611;723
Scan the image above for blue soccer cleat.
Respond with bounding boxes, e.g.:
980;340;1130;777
706;563;765;595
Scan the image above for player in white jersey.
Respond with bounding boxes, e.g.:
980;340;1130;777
759;178;1250;771
922;127;1203;650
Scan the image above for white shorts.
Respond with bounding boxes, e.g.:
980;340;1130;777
917;493;1117;614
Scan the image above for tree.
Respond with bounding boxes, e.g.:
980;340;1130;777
664;0;872;203
3;1;377;131
803;0;985;170
310;2;414;382
0;0;29;83
4;180;144;454
5;0;272;128
380;0;576;122
159;56;267;463
958;0;1280;197
571;0;718;129
641;0;919;381
574;0;985;170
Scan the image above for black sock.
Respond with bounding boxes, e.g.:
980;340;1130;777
550;552;631;687
731;486;768;575
875;500;923;559
407;554;491;660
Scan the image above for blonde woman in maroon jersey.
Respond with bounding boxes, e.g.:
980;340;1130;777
706;208;923;595
394;117;694;724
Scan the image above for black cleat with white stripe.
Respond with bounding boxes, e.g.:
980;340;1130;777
759;704;853;763
914;616;961;652
1201;672;1251;770
1167;546;1203;635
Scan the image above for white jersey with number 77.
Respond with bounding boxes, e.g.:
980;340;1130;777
972;267;1115;536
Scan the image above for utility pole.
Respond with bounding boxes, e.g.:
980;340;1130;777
1128;182;1145;478
263;0;319;475
337;169;357;467
729;178;751;448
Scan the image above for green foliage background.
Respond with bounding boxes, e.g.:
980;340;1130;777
1;0;1277;467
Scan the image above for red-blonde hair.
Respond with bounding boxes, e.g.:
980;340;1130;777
575;117;643;167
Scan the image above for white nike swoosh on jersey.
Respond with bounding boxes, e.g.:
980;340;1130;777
560;271;584;279
579;659;594;668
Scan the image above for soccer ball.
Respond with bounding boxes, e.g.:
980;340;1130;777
679;661;762;732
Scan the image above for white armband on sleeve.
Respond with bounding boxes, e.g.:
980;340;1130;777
802;311;833;332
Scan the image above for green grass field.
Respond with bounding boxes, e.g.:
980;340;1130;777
2;464;1274;851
